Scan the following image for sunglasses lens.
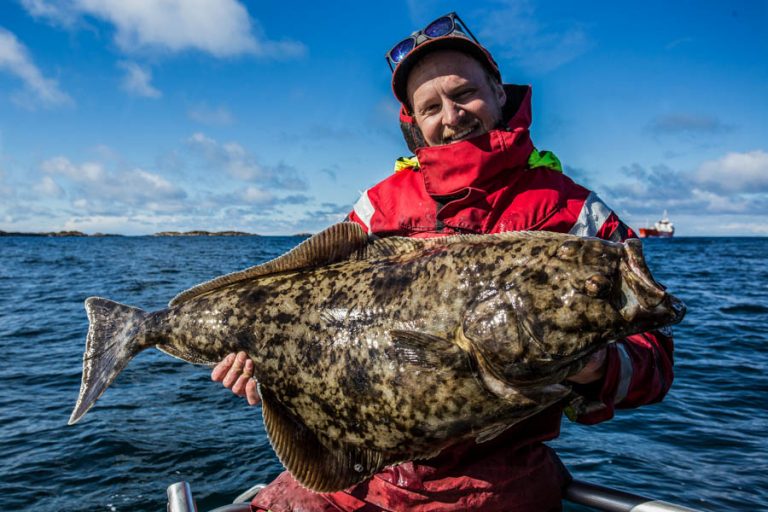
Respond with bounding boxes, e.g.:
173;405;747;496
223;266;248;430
424;16;454;38
389;38;415;64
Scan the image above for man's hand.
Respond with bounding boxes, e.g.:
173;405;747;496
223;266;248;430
567;348;607;385
211;351;261;405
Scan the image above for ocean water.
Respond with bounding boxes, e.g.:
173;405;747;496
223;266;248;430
0;235;765;511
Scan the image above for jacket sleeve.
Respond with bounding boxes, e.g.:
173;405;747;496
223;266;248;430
345;210;363;227
345;190;375;234
568;197;675;425
571;329;675;424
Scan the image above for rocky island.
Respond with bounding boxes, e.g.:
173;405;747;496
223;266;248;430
1;230;272;237
0;230;121;237
152;230;257;236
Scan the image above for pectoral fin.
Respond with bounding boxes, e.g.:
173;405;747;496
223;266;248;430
389;330;471;371
259;386;386;492
454;325;571;404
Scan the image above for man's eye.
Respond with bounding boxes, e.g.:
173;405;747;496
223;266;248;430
422;104;440;115
455;89;475;100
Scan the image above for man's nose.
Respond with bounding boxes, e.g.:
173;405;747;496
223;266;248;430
442;100;464;126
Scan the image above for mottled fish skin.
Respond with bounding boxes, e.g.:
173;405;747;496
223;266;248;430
70;224;686;492
147;232;673;449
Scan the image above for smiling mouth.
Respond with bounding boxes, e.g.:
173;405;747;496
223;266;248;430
443;120;482;143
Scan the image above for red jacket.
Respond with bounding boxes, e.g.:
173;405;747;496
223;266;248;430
251;86;674;512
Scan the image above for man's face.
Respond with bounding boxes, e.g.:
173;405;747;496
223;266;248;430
406;50;506;147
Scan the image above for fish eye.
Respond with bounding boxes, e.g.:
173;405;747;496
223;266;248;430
585;274;611;298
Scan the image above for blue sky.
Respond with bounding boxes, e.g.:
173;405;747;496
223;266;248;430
0;0;766;235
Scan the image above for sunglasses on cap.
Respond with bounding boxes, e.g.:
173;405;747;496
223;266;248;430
385;12;482;72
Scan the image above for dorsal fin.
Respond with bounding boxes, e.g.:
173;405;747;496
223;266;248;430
169;227;570;306
169;222;369;306
359;232;484;259
360;230;568;259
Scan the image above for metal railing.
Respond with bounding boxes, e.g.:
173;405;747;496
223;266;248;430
168;481;259;512
167;479;705;512
564;480;703;512
167;482;197;512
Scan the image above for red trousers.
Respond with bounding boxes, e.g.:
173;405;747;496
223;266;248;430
250;442;569;512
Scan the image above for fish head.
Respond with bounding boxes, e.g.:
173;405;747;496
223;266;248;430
536;236;686;351
463;233;686;383
461;233;686;387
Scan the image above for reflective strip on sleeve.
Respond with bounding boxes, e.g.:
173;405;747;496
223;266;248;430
352;190;375;234
614;342;634;404
569;191;612;237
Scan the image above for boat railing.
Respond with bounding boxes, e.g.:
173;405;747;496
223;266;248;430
564;479;704;511
167;481;198;512
167;479;706;512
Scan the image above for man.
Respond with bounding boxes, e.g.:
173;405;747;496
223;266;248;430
213;12;674;512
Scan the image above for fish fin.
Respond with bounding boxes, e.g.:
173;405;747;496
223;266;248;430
69;297;148;425
360;230;572;259
476;354;572;403
453;324;568;402
462;288;573;388
389;330;470;369
498;358;579;387
259;387;386;492
169;222;369;306
475;423;515;444
473;384;572;443
169;226;574;306
156;344;219;365
496;308;591;387
360;237;435;258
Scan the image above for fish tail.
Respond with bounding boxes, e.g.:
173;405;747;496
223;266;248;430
68;297;149;425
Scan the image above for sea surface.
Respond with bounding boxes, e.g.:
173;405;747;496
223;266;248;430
0;235;766;511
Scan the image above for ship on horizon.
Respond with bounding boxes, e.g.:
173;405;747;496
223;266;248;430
638;211;675;238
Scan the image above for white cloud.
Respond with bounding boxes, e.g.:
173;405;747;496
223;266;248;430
126;169;179;196
188;132;307;190
475;0;593;73
0;27;72;107
716;222;768;235
40;155;187;211
33;176;65;198
0;167;14;199
695;150;768;193
188;104;234;126
688;188;753;214
42;155;105;181
649;114;730;135
599;150;768;235
240;185;274;204
20;0;80;27
1;141;320;235
118;60;161;98
21;0;305;59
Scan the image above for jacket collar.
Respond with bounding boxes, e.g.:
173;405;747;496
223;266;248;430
413;84;534;197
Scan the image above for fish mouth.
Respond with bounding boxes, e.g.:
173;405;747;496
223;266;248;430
618;239;686;327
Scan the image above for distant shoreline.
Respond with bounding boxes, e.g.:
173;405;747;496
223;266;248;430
0;230;270;237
